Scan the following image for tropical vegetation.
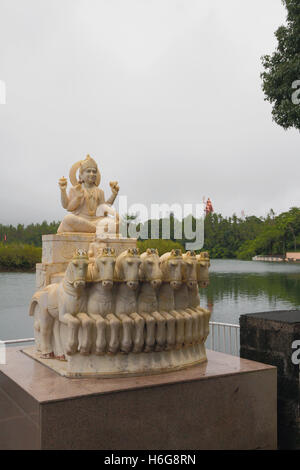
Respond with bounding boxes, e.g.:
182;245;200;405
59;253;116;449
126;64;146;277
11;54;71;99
1;206;300;269
261;0;300;130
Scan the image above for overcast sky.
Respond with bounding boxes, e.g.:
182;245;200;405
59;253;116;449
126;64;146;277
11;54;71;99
0;0;299;225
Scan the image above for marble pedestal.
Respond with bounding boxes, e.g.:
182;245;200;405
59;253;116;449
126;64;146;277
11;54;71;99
0;348;277;450
36;233;137;289
23;343;207;378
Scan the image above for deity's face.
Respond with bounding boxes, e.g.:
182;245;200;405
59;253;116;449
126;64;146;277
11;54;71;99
80;167;97;185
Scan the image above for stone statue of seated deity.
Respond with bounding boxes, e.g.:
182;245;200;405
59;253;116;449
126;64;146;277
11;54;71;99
57;155;120;234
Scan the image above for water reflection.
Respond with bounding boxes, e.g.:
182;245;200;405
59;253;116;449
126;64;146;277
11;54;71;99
201;260;300;325
0;273;36;341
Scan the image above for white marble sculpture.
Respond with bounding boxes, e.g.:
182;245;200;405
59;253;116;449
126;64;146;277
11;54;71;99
29;245;211;372
197;251;210;288
176;251;202;344
29;248;92;358
57;154;119;234
196;252;211;340
86;247;119;355
138;249;166;352
158;250;186;349
114;248;145;354
27;155;211;377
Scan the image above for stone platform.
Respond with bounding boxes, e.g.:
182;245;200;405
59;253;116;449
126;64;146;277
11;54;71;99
240;310;300;449
23;343;207;378
0;347;277;449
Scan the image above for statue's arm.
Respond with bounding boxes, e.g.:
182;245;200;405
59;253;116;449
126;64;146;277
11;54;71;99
105;192;117;206
105;181;119;206
66;186;84;212
58;177;69;209
61;189;69;209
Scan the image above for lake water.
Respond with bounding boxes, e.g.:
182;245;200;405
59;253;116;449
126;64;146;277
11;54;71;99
1;259;300;341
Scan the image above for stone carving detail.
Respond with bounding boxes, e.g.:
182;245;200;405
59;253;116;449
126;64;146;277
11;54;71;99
138;248;166;352
87;247;119;355
29;245;211;373
57;155;119;235
42;243;53;264
114;248;144;354
36;266;46;289
197;251;210;288
29;249;92;359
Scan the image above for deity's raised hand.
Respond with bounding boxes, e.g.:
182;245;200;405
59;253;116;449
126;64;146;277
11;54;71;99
58;177;68;191
110;181;120;194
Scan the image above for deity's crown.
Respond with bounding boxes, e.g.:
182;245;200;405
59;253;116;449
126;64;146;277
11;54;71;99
80;155;98;172
73;248;89;260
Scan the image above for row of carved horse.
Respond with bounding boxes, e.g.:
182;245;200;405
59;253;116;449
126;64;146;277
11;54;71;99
29;248;210;359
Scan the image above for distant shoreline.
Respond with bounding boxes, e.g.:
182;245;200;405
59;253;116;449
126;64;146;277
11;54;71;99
0;267;35;273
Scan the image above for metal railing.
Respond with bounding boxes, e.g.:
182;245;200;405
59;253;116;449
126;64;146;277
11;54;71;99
2;338;34;345
207;321;240;356
2;321;240;356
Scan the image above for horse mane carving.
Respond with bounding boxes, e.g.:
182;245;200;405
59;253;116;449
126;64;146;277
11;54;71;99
160;249;183;279
139;248;160;281
115;248;140;280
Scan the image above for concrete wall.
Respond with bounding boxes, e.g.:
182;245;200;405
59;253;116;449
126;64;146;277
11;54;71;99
240;310;300;449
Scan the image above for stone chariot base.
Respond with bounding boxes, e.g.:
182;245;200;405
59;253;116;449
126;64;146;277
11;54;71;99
0;348;277;449
23;343;207;378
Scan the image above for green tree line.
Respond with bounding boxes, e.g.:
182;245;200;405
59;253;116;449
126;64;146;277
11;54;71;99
0;243;42;271
1;207;300;270
126;207;300;260
0;221;59;246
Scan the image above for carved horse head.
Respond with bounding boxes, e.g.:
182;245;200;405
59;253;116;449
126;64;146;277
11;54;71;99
139;248;162;289
93;247;116;289
115;248;141;290
160;249;183;290
65;249;89;289
196;251;210;288
182;251;198;289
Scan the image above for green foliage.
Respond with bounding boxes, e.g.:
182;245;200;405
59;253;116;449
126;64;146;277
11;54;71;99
137;239;184;256
236;227;284;260
0;221;59;246
236;207;300;259
0;243;42;270
261;0;300;130
203;213;263;259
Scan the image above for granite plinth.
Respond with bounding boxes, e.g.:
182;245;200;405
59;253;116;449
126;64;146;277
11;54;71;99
0;347;276;450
